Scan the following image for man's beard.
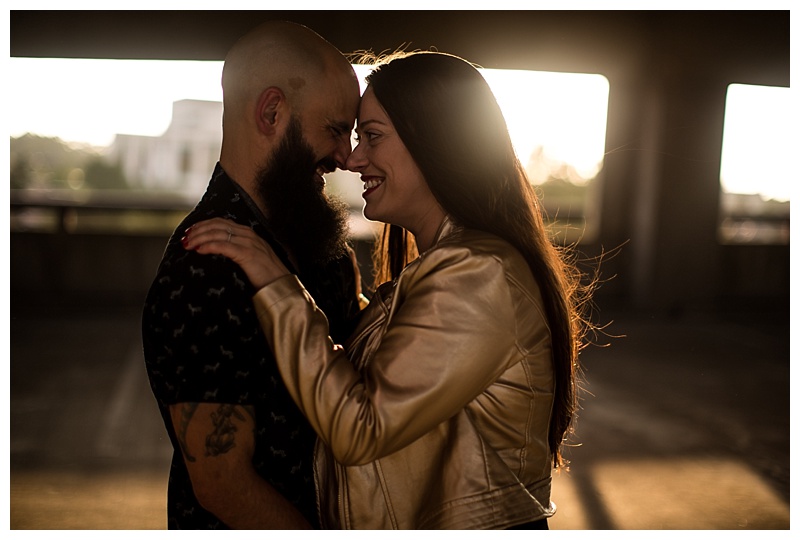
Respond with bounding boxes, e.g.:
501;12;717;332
256;116;350;269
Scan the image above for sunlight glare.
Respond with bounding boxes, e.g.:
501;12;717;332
9;58;224;148
720;84;792;202
353;64;610;184
481;69;609;182
10;59;609;186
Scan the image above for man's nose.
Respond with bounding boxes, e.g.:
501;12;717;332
332;137;354;170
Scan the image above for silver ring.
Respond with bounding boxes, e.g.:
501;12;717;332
226;228;233;242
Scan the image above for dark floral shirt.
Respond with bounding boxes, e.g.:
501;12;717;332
142;163;361;529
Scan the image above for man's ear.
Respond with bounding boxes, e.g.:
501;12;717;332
255;87;287;136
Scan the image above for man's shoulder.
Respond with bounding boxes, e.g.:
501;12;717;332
146;247;254;314
151;200;264;291
159;242;246;280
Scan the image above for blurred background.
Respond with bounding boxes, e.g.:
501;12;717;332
8;8;791;530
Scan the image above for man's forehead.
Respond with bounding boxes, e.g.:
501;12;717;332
332;95;360;129
306;87;357;128
323;75;358;106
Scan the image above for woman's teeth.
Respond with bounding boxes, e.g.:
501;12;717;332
364;178;384;190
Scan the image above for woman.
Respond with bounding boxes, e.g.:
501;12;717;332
184;51;593;529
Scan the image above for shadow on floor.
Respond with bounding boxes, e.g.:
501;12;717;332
9;303;790;529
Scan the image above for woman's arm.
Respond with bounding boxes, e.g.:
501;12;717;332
184;218;525;465
254;247;522;465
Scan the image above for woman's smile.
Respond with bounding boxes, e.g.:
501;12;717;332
361;176;385;198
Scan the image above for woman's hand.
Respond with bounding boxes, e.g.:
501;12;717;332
182;218;290;290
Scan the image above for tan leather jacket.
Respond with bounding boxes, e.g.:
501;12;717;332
254;218;557;529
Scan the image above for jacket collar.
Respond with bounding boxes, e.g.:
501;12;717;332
429;214;460;251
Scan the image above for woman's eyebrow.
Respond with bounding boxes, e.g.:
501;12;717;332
357;119;387;130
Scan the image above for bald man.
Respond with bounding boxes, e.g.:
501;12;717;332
142;21;362;529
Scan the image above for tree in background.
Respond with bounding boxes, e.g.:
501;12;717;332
10;134;128;191
83;158;127;190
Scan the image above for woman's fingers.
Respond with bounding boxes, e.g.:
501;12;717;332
184;218;251;247
183;218;252;250
189;217;250;236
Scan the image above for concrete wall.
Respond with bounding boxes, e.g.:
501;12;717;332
10;227;789;316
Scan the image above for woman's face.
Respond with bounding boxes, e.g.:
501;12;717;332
346;86;443;240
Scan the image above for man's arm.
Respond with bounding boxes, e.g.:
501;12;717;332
169;402;312;529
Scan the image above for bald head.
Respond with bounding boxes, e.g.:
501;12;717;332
217;21;360;211
222;21;356;120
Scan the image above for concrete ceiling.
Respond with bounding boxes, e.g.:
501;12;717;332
10;10;790;85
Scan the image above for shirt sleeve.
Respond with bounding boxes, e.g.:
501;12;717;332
145;251;267;405
254;246;523;465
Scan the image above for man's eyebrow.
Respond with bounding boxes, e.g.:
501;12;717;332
330;120;353;134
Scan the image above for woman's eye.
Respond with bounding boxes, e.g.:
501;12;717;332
354;132;379;144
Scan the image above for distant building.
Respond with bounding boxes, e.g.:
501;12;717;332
105;98;378;239
108;99;222;197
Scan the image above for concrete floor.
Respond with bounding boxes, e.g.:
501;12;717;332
8;302;790;530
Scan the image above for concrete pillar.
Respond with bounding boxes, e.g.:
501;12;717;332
598;58;726;314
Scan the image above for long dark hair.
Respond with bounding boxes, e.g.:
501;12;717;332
366;51;592;468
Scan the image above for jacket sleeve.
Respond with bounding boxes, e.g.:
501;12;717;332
253;247;520;465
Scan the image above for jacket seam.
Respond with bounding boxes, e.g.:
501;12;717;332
375;459;399;529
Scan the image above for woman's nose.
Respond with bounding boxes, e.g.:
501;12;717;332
345;142;367;172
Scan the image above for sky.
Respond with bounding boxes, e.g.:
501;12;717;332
7;56;794;202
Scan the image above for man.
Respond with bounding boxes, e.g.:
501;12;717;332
142;21;362;529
